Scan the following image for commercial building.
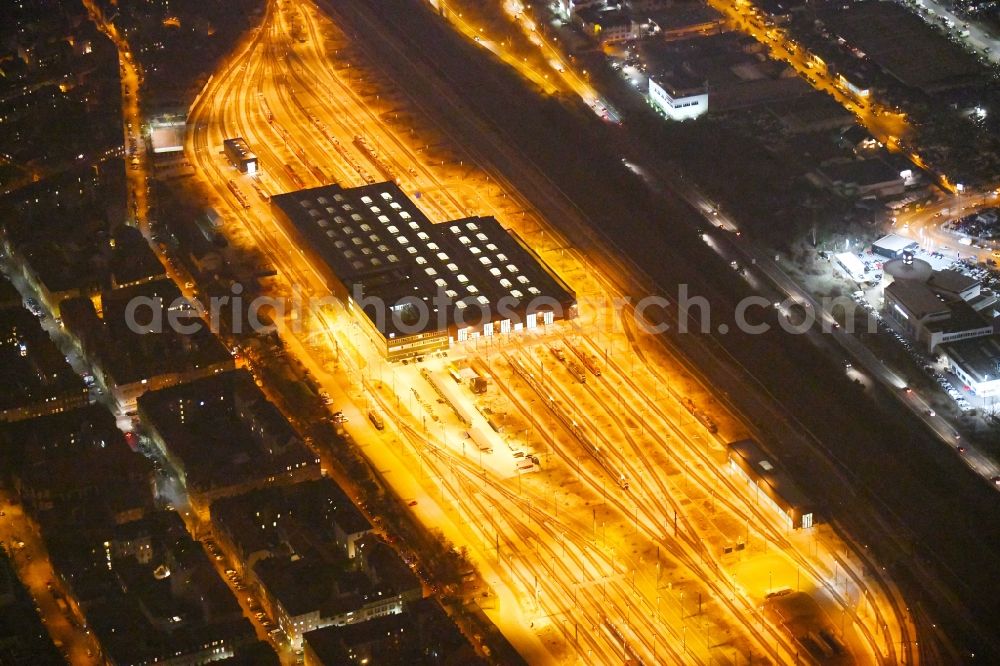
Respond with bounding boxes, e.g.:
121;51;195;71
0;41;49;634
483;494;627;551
884;279;949;330
223;137;258;175
871;233;919;260
146;112;192;175
818;1;983;94
883;269;994;351
836;72;871;99
648;73;708;121
816;158;907;198
270;182;576;361
644;4;724;41
643;33;810;115
556;0;605;19
775;94;856;134
573;7;639;44
941;335;1000;397
149;119;185;155
727;439;816;530
921;302;995;352
755;0;806;23
927;269;983;302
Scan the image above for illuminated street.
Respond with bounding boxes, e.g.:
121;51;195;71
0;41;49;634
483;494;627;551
893;189;1000;263
82;0;150;229
0;495;101;665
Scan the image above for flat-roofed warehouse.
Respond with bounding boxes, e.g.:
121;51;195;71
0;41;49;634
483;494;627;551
871;233;918;260
223;137;257;175
728;439;817;530
817;1;984;93
941;335;1000;398
271;182;576;360
149;122;185;155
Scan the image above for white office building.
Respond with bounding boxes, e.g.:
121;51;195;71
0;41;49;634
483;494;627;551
649;74;708;121
941;335;1000;398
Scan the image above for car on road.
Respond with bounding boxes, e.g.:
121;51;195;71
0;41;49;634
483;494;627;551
24;298;43;317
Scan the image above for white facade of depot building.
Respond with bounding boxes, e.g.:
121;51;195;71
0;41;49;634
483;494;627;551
941;335;1000;398
648;76;708;121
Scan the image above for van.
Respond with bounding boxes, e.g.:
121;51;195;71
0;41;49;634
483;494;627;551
368;410;384;431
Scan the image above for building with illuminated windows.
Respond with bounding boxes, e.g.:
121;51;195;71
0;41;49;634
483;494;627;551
648;73;708;121
137;371;321;506
941;335;1000;398
271;182;576;361
223;137;258;175
0;286;89;423
883;268;994;352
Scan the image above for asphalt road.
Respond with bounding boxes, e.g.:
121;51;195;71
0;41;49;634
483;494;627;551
318;0;1000;660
